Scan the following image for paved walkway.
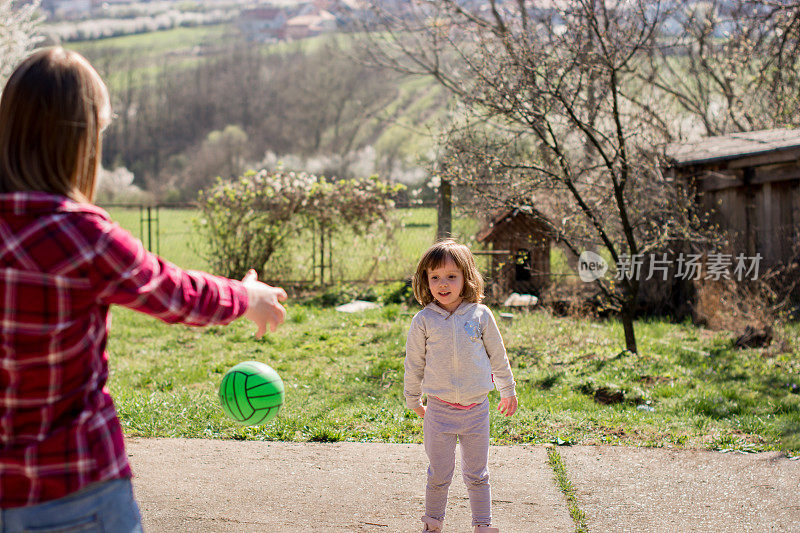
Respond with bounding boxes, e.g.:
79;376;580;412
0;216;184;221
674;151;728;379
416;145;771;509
127;438;800;532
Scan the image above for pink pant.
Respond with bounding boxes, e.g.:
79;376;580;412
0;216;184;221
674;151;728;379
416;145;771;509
423;396;491;526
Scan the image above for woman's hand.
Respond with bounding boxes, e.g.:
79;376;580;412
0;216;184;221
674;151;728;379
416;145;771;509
242;269;288;337
413;405;427;418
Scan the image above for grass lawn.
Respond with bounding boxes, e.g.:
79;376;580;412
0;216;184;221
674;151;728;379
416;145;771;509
101;207;800;453
108;302;800;453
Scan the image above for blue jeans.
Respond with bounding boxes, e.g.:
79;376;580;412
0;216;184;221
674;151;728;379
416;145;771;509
0;478;142;532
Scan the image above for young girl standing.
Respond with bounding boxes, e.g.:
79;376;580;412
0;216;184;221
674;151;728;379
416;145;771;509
0;48;287;530
405;239;517;533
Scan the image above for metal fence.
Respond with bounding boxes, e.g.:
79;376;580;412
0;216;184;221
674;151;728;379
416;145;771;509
99;203;490;286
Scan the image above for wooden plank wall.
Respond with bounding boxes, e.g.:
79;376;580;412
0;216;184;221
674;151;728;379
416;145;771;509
705;181;800;267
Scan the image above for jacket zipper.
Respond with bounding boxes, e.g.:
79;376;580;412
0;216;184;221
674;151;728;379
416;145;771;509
452;314;459;403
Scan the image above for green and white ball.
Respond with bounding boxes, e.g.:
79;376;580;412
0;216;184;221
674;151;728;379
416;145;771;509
219;361;284;425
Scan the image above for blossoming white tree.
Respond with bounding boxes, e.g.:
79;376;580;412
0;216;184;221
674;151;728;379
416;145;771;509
0;0;42;87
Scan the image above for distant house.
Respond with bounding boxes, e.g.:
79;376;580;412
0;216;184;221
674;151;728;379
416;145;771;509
475;208;552;298
238;7;288;42
285;10;338;40
663;128;800;269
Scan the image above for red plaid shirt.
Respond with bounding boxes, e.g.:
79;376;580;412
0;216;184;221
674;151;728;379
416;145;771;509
0;192;248;508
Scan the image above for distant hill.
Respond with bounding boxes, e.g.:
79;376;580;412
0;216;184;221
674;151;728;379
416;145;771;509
73;24;449;197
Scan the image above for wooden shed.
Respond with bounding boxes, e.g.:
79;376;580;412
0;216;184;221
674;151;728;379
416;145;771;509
664;128;800;269
475;207;552;298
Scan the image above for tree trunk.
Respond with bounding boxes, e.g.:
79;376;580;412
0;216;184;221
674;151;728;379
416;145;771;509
622;305;638;354
437;178;452;240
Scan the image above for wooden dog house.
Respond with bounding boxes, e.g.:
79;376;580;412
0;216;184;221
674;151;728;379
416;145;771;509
475;208;552;298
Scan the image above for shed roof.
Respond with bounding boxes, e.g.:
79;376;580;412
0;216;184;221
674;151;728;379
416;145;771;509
476;207;548;243
665;128;800;167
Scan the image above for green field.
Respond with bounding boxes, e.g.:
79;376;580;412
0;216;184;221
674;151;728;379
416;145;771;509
108;302;800;453
105;206;209;271
69;24;232;55
70;25;358;92
70;24;236;91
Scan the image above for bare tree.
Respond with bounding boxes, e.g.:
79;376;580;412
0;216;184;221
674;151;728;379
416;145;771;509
361;0;719;353
641;0;800;137
266;41;401;160
96;38;401;194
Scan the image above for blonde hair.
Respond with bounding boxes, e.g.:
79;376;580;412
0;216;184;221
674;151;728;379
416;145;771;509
412;239;484;306
0;47;111;202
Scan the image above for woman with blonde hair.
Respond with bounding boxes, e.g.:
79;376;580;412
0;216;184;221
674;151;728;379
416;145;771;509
0;47;287;530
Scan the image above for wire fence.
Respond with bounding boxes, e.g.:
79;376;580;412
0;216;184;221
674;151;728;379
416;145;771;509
100;203;492;286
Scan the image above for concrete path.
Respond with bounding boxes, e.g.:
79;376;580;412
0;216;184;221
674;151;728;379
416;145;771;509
127;438;800;532
560;446;800;533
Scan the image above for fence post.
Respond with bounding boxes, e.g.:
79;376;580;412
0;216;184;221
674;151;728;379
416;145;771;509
139;205;160;254
155;205;160;255
312;222;317;285
437;178;452;240
320;226;326;286
328;227;333;285
147;206;152;253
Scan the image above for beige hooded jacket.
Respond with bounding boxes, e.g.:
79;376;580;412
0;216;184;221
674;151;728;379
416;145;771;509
404;301;516;409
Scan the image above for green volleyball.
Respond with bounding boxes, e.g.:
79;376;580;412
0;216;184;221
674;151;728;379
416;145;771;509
219;361;284;425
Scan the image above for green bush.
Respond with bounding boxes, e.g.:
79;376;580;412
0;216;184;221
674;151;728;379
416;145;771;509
195;170;308;279
316;284;360;307
195;170;404;279
379;280;414;304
